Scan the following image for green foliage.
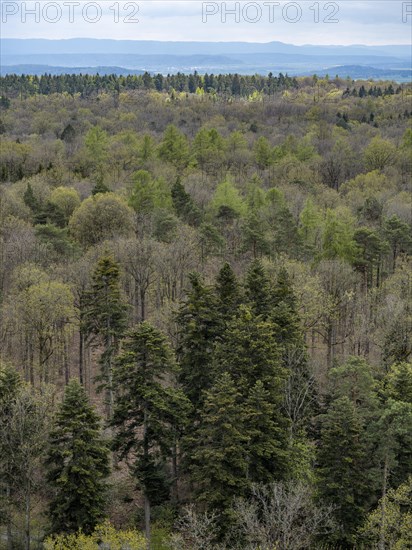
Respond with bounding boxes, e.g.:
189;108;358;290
129;170;171;214
83;256;128;414
385;362;412;403
69;193;133;247
46;380;110;535
244;259;273;317
158;124;190;171
322;208;357;262
210;178;246;219
359;477;412;549
253;136;272;169
316;396;371;546
177;273;223;408
213;307;290;481
215;262;241;320
49;187;81;224
112;322;190;505
44;520;146;549
171;179;202;226
189;372;249;514
364;136;397;171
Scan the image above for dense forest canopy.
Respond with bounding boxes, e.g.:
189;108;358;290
0;73;411;549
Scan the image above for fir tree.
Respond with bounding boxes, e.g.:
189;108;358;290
83;256;128;417
215;262;241;321
271;268;302;345
112;322;190;545
213;306;290;481
46;380;110;535
91;180;111;195
23;183;41;216
316;396;371;547
245;380;289;483
244;259;273;318
171;178;201;226
0;365;21;544
189;372;249;515
176;273;223;409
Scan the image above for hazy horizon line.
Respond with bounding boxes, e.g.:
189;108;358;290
3;37;411;47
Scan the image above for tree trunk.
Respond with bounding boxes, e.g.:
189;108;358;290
140;287;146;322
25;484;30;550
171;439;179;503
79;330;84;384
64;339;70;385
379;453;389;550
106;333;113;419
6;484;13;550
144;492;151;550
29;344;34;386
143;407;151;549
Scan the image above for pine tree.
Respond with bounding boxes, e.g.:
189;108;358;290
176;273;223;408
83;256;128;418
112;322;190;545
46;380;110;535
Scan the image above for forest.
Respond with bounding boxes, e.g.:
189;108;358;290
0;73;411;549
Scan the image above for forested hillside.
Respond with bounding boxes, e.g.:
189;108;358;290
0;74;411;549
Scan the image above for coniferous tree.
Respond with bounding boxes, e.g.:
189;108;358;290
316;396;371;547
0;365;21;549
213;306;290;481
271;268;302;345
46;380;110;535
83;256;127;417
112;322;190;545
189;372;249;517
244;259;273;318
215;262;241;321
176;273;223;409
245;380;289;483
171;178;202;226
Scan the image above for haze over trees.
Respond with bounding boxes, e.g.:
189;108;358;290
0;72;411;549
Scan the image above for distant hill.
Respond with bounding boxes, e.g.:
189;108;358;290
2;38;411;58
1;39;411;81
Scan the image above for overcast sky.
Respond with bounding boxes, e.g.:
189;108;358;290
1;1;411;44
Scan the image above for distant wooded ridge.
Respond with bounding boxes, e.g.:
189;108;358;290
1;71;409;100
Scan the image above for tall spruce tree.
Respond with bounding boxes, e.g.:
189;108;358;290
215;262;241;321
245;380;289;483
171;178;202;226
112;322;190;546
189;372;249;517
213;306;290;481
176;273;223;409
316;396;371;547
83;256;127;417
271;268;302;345
0;365;21;549
244;259;273;318
46;380;109;535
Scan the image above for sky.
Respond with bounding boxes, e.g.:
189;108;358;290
1;0;412;44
